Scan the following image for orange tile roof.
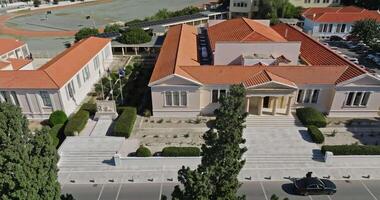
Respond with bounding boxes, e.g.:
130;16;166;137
180;65;348;85
207;18;287;50
243;70;296;88
271;23;365;83
0;37;111;89
6;58;32;70
302;6;380;23
149;24;199;84
0;60;10;69
0;70;58;89
0;38;25;56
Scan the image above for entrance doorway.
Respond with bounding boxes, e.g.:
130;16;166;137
263;96;270;108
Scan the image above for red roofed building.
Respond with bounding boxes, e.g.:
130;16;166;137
0;38;33;70
149;18;380;117
302;6;380;39
0;37;113;119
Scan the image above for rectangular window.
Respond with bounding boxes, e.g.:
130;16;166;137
341;24;346;33
40;91;52;107
94;56;100;71
0;91;5;103
336;24;341;33
361;92;370;106
212;90;219;103
0;91;11;103
353;92;363;106
328;24;333;32
345;92;354;106
297;89;304;103
76;74;82;88
10;91;19;106
319;24;323;32
82;65;90;81
165;91;172;106
67;81;75;98
304;89;312;103
181;91;187;106
311;89;320;103
220;89;226;99
173;91;180;106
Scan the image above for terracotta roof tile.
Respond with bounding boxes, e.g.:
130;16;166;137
243;70;296;88
149;24;199;84
302;6;380;23
0;60;10;69
207;18;287;50
0;38;25;56
0;70;58;89
271;23;366;83
6;58;32;70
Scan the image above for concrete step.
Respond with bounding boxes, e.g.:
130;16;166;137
61;151;116;157
58;160;115;167
244;116;303;127
60;156;113;162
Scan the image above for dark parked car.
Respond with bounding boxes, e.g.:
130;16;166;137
294;176;336;195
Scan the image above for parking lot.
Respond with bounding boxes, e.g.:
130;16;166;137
61;180;380;200
322;39;380;75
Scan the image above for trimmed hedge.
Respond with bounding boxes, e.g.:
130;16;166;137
64;110;89;136
80;103;97;116
49;110;68;127
322;145;380;155
49;124;65;148
296;107;327;127
113;107;137;138
307;125;325;144
162;147;201;157
136;145;152;157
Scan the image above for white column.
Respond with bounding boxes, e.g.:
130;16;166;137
246;98;250;113
121;47;125;55
286;96;293;115
258;97;263;116
272;97;278;116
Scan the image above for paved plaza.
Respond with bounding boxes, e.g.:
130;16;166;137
61;180;380;200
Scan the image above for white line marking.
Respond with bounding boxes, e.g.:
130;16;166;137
97;184;105;200
361;181;379;200
308;195;313;200
259;181;268;200
115;184;122;200
327;194;333;200
158;183;163;200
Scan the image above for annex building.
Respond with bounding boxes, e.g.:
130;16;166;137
0;37;113;119
149;18;380;118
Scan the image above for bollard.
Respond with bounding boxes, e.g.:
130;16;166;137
128;178;134;182
362;175;370;179
245;176;252;180
108;179;114;183
264;176;271;180
323;175;331;179
148;178;154;182
167;178;173;182
343;175;351;179
89;179;95;183
70;180;76;183
284;176;291;180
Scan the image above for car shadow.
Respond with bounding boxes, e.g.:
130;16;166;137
282;183;303;196
298;130;313;143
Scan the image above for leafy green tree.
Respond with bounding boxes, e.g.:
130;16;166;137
341;0;380;10
117;28;151;44
0;103;60;199
256;0;301;22
74;27;99;42
33;0;41;7
104;24;122;33
172;84;248;200
351;19;380;44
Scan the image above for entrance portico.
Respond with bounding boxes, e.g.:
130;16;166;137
246;95;294;116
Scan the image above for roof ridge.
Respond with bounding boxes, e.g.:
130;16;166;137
42;69;60;88
241;18;276;42
173;24;184;74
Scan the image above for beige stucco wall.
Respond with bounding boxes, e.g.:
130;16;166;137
214;42;301;65
292;84;335;114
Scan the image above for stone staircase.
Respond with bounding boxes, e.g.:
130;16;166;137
58;151;116;168
244;114;303;127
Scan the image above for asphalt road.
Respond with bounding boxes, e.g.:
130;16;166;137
61;180;380;200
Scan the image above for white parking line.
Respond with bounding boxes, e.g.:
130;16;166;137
115;184;122;200
361;181;379;200
327;195;333;200
308;195;313;200
97;184;105;200
259;181;269;200
158;183;163;200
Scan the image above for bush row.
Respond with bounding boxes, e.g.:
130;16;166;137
113;107;137;138
49;110;68;127
307;125;325;144
296;107;327;128
135;145;152;157
322;145;380;155
80;103;97;116
64;110;89;136
49;124;65;148
162;147;201;157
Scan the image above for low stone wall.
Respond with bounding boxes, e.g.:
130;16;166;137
324;151;380;166
114;154;201;170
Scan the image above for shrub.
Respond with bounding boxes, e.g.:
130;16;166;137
104;24;122;33
161;147;201;157
322;145;380;155
75;28;99;42
113;107;137;138
307;125;325;144
80;103;97;116
135;145;152;157
63;110;89;136
296;107;327;127
49;124;65;148
117;28;151;44
49;110;68;127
